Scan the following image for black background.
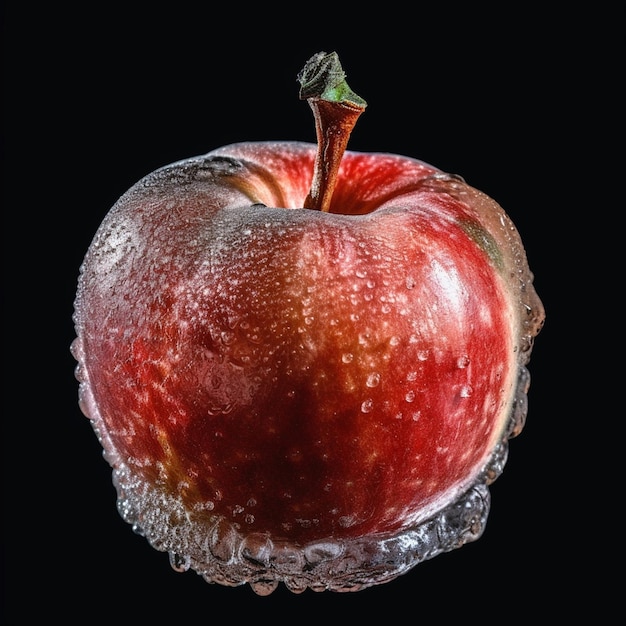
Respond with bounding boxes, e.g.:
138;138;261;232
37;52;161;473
3;4;620;622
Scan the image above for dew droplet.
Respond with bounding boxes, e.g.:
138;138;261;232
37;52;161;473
405;391;416;403
169;552;191;573
241;532;273;567
338;515;355;528
460;385;473;398
366;373;381;387
342;353;354;363
457;355;471;368
304;541;344;564
250;580;279;596
207;402;234;416
358;333;370;346
361;399;374;413
220;330;235;345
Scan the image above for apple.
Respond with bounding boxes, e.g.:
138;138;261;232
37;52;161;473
72;51;544;594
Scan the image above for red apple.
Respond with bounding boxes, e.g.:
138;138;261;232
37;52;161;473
72;51;544;594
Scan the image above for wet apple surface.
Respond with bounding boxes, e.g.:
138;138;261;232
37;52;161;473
72;53;544;593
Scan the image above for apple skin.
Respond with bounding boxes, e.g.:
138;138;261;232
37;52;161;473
72;141;544;592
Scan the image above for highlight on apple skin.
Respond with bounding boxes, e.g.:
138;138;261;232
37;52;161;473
71;51;545;594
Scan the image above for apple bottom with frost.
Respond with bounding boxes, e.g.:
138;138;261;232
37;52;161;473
75;332;530;594
114;463;492;594
72;142;544;592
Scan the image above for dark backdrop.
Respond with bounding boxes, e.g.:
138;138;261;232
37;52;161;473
3;4;620;621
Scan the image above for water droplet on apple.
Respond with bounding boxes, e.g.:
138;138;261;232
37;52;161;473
361;399;374;413
355;268;367;278
250;580;279;596
405;391;416;403
240;530;272;559
131;522;144;536
248;329;261;343
195;500;214;511
220;330;235;345
506;365;531;438
457;355;471;368
342;353;354;363
285;579;308;594
303;541;344;564
339;515;357;528
209;519;238;562
207;402;234;416
169;552;191;573
366;373;380;387
460;385;473;398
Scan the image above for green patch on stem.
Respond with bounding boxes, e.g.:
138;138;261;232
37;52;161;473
297;51;367;109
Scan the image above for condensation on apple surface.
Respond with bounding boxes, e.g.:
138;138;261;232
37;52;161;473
111;373;526;596
74;323;531;594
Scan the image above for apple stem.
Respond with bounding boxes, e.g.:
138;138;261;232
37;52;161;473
298;52;367;212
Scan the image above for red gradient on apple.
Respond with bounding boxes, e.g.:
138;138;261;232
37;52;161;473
75;143;522;546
